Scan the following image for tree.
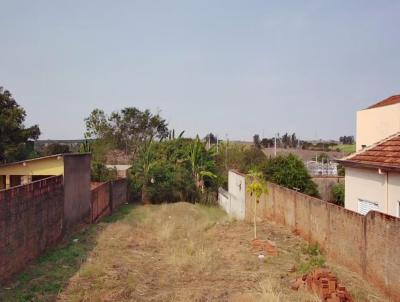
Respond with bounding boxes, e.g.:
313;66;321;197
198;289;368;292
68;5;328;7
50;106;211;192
261;154;319;197
187;136;217;192
84;107;168;157
247;170;268;239
339;136;354;145
0;87;41;162
253;134;261;149
43;143;71;156
204;133;217;145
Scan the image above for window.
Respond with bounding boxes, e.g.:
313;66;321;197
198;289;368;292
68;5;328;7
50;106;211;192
398;201;400;218
358;199;379;215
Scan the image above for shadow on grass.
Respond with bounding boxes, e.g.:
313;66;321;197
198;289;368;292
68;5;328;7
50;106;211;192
0;203;135;302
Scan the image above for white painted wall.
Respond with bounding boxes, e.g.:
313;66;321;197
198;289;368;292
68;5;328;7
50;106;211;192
218;170;246;219
356;103;400;151
388;172;400;218
345;167;400;217
345;167;386;214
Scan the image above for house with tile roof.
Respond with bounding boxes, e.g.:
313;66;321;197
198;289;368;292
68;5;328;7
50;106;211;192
339;95;400;217
356;95;400;151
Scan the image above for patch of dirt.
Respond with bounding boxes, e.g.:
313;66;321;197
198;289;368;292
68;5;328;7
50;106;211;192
58;203;387;302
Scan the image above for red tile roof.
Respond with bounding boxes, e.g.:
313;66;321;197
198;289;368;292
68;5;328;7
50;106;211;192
367;95;400;109
338;133;400;170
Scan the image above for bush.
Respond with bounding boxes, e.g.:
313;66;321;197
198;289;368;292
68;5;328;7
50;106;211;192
261;154;319;197
331;183;345;206
91;162;117;182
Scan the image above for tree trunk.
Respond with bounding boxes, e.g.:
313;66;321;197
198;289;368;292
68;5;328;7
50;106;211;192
141;183;150;204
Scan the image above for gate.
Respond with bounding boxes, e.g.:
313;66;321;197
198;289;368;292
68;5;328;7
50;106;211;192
90;182;111;222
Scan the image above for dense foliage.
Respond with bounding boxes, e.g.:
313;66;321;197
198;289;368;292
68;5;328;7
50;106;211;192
84;107;168;159
43;143;71;156
215;144;267;188
260;154;319;197
331;183;345;206
128;138;218;203
91;162;118;182
0;87;41;162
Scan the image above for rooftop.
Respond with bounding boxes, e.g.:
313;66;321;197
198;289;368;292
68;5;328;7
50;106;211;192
366;95;400;110
338;133;400;171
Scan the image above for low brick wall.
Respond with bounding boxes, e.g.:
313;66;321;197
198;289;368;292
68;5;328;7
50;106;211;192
0;176;64;282
111;179;128;209
245;181;400;300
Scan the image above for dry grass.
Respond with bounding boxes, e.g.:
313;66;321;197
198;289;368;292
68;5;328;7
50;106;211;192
57;202;387;302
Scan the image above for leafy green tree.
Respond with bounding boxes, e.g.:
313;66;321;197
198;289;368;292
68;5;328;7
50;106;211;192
261;154;319;197
84;107;168;157
0;87;40;162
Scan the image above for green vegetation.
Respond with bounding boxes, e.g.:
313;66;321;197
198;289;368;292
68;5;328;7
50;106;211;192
260;154;319;197
332;144;356;154
331;183;345;206
0;87;41;163
298;244;326;274
90;162;118;182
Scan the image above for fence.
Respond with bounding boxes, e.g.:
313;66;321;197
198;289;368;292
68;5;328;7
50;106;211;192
244;181;400;300
0;176;64;282
90;179;128;223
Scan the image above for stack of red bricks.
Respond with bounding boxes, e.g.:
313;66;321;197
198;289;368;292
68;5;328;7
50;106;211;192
292;268;353;302
251;238;278;256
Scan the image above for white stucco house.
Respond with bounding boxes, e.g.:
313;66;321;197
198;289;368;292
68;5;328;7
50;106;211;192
339;95;400;217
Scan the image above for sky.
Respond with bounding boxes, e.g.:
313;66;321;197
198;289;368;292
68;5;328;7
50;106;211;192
1;1;400;141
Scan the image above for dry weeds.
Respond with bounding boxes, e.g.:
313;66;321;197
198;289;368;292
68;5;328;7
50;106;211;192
58;202;387;302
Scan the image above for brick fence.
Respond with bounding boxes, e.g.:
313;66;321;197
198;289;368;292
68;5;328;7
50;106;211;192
90;179;128;222
0;176;64;282
244;180;400;300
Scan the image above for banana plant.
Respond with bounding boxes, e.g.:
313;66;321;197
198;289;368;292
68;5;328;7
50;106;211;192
188;136;217;192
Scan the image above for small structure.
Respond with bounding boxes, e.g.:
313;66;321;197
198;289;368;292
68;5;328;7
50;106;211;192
338;133;400;217
105;164;131;178
0;153;91;227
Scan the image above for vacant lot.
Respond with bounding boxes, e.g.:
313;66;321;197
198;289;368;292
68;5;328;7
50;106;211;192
1;203;387;301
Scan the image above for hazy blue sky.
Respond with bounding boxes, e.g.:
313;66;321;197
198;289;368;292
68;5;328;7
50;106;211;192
1;1;399;141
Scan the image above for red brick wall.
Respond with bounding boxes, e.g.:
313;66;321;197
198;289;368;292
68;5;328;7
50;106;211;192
0;176;64;282
111;179;127;210
245;181;400;300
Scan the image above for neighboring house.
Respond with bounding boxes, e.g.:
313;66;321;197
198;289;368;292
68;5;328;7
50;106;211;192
356;95;400;151
0;153;91;226
105;164;131;178
338;133;400;217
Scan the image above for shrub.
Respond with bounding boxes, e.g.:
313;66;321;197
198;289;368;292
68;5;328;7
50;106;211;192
91;162;117;182
261;154;319;197
331;183;345;206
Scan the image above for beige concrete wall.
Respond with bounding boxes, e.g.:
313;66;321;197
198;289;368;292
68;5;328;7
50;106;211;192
356;103;400;151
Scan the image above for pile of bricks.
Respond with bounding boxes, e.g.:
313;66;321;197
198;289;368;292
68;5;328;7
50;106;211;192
291;268;353;302
251;238;278;256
